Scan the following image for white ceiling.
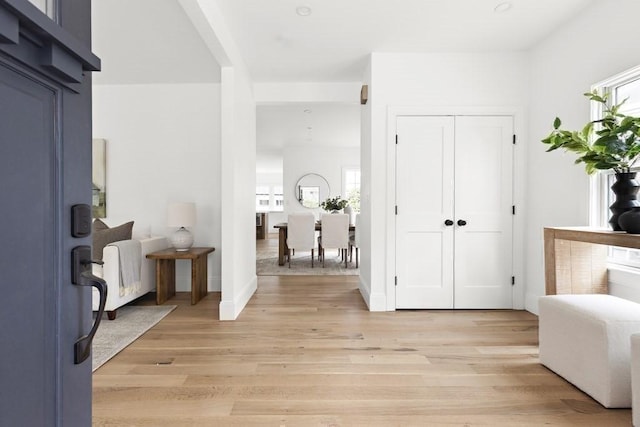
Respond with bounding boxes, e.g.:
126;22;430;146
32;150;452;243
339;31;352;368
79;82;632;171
257;104;361;149
91;0;596;85
255;103;361;173
91;0;220;85
215;0;595;82
91;0;596;167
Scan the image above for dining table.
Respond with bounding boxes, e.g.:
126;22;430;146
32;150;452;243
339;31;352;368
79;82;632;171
273;222;356;266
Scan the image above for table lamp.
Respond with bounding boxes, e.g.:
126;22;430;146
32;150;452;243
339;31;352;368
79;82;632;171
167;202;196;251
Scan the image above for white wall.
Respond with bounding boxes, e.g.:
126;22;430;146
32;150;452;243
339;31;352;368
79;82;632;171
256;171;282;187
92;83;222;291
219;66;257;320
526;0;640;313
283;146;360;219
360;58;373;307
178;0;259;320
365;52;529;310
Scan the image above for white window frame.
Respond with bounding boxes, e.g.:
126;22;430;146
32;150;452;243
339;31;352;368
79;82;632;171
342;166;361;213
28;0;56;19
590;64;640;269
273;185;284;212
255;185;284;212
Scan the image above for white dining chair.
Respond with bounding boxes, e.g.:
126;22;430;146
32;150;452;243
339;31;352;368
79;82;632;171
349;213;361;268
318;213;349;268
286;213;316;268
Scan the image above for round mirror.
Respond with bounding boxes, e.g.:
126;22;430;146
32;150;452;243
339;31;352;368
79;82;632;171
295;173;330;209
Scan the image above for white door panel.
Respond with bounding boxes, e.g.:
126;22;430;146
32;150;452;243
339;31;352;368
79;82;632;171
454;116;513;309
401;231;446;286
395;115;513;310
396;116;454;309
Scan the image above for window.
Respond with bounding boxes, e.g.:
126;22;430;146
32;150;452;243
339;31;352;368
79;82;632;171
256;186;270;210
592;66;640;268
255;185;284;212
28;0;55;19
343;168;361;212
274;186;284;210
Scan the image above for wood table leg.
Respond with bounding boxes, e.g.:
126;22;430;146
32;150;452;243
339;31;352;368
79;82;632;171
543;228;557;295
278;227;287;266
155;259;176;304
191;254;208;305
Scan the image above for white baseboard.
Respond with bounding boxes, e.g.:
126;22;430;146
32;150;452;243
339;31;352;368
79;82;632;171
368;292;388;311
525;292;540;316
358;276;387;311
219;275;257;320
358;276;371;310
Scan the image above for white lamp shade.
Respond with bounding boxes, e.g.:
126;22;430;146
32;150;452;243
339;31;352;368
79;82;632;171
167;202;196;228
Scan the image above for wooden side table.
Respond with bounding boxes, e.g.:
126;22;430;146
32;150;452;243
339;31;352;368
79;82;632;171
146;247;215;305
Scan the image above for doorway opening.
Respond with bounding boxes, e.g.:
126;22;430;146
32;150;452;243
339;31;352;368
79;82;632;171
255;102;361;277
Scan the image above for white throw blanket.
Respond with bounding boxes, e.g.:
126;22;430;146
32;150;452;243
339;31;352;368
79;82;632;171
107;240;142;297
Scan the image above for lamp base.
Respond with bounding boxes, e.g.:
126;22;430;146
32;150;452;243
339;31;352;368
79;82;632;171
170;227;193;251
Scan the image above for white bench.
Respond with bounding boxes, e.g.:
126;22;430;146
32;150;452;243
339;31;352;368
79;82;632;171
539;294;640;408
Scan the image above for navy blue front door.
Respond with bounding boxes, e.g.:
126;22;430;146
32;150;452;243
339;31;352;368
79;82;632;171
0;1;99;425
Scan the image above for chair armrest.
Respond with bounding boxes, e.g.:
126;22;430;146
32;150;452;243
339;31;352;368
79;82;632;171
139;236;169;294
92;236;170;311
139;236;169;256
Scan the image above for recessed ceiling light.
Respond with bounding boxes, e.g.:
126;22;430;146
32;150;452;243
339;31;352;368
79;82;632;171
296;6;312;17
494;2;512;13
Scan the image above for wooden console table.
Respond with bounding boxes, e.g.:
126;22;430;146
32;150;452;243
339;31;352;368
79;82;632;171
146;247;215;305
256;212;267;239
544;227;640;295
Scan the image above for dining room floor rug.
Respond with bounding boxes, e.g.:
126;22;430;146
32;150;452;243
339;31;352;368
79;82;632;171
257;252;359;276
92;304;176;372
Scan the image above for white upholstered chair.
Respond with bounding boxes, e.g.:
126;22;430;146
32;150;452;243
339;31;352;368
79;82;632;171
286;213;316;268
349;213;361;268
318;213;349;268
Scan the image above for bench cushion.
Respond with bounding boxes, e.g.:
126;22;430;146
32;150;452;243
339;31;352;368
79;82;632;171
539;294;640;408
632;333;640;426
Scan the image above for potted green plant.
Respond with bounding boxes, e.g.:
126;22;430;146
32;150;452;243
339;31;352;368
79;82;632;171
542;90;640;231
320;196;348;213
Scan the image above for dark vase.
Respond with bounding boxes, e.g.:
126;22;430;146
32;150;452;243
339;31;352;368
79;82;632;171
609;172;640;231
618;208;640;234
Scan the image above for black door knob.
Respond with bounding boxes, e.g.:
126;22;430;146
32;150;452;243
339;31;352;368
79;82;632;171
444;219;454;226
457;219;467;226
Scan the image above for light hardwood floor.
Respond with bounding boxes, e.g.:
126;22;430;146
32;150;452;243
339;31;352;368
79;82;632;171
93;276;632;426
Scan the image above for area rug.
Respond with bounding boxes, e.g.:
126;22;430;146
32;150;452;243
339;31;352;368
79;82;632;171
92;305;176;372
257;252;359;276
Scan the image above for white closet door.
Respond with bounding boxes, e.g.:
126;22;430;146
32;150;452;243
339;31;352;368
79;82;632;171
453;116;513;308
395;116;455;309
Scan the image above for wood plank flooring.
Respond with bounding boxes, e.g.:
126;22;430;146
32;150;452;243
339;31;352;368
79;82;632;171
92;276;632;426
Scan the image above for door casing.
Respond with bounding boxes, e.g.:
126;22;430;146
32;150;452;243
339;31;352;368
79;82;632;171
385;106;526;311
394;115;514;309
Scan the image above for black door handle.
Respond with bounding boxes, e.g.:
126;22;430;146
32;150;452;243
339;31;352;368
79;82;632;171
444;219;454;226
457;219;467;226
71;246;107;364
74;271;107;364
